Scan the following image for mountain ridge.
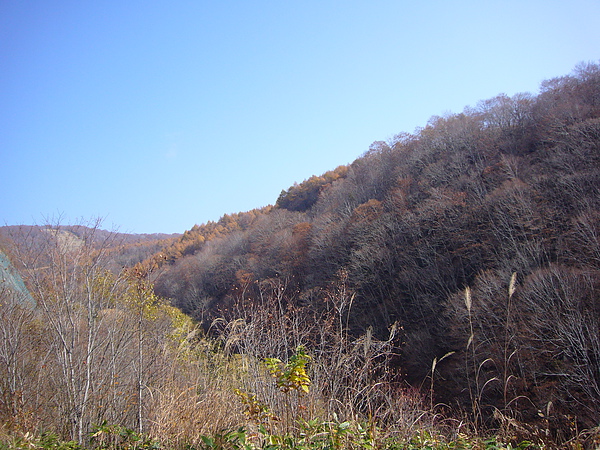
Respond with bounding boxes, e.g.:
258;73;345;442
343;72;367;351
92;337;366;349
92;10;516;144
147;62;600;429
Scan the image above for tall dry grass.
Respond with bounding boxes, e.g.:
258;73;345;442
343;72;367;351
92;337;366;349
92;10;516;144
212;273;441;442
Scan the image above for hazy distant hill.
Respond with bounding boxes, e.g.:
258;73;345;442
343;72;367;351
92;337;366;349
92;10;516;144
0;224;181;271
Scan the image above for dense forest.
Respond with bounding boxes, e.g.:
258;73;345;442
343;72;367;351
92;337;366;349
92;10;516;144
153;60;600;425
1;63;599;449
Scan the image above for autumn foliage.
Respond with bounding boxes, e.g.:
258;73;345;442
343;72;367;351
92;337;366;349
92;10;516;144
153;62;600;440
2;63;600;448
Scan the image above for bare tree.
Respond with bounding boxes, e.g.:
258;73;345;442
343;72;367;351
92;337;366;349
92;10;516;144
6;219;130;440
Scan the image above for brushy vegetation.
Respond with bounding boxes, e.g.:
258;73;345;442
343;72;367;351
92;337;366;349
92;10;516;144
2;63;600;449
149;62;600;443
2;254;598;448
0;341;558;450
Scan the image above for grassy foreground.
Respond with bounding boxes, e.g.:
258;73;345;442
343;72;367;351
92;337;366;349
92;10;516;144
3;343;597;450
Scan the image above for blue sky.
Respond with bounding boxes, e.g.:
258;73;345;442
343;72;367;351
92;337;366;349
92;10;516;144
2;1;599;234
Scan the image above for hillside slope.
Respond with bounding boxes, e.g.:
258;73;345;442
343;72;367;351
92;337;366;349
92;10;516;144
0;250;35;306
152;63;600;430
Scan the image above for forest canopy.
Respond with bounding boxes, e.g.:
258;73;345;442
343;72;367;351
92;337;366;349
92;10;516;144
153;61;600;430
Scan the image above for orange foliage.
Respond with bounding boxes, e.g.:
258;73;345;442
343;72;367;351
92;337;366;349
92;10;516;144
350;199;383;224
276;165;349;211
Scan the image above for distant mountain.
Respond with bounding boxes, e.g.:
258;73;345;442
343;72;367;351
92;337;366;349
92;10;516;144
0;224;181;271
0;224;179;246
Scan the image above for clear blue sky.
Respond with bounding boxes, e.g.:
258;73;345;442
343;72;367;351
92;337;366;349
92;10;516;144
2;1;599;234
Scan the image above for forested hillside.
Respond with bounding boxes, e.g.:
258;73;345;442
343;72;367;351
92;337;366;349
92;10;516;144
1;63;599;449
153;62;600;431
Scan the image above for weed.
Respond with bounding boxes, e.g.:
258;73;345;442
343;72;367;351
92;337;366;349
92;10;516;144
264;346;311;396
0;432;81;450
89;421;160;450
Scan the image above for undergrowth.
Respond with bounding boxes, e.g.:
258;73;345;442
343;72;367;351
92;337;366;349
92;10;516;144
0;346;546;450
2;341;597;450
0;420;541;450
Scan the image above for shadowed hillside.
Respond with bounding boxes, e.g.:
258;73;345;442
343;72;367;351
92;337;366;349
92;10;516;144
152;62;600;433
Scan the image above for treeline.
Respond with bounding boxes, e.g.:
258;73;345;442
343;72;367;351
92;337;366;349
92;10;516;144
275;165;349;212
0;224;206;442
157;207;272;264
153;62;600;434
0;224;180;272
